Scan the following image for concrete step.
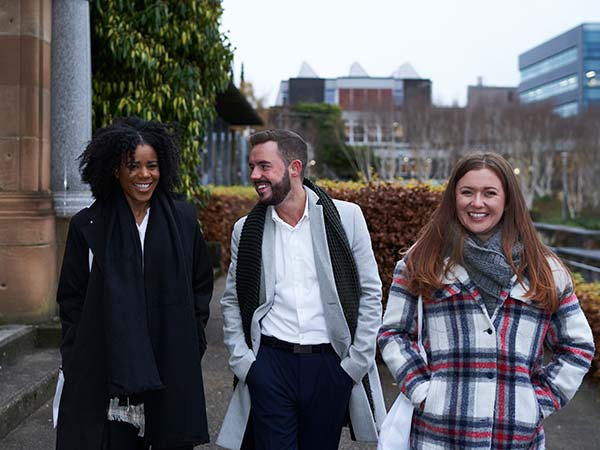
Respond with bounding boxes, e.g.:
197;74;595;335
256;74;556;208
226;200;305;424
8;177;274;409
0;347;60;439
35;322;62;349
0;399;55;450
0;325;36;368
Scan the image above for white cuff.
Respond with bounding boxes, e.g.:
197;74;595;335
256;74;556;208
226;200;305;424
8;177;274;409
411;380;430;406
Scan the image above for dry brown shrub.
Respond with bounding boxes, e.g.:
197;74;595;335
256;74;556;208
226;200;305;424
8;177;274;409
199;187;256;271
575;279;600;380
200;181;443;305
200;181;600;379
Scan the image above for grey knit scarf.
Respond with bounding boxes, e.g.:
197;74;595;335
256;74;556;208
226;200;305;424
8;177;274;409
462;226;521;316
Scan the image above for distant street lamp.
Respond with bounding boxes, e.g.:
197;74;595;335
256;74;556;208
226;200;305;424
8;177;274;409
561;150;569;221
556;139;574;222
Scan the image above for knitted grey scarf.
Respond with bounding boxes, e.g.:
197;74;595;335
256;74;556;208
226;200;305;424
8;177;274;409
462;226;521;316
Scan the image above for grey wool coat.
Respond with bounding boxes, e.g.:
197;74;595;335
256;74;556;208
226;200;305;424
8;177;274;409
217;188;386;450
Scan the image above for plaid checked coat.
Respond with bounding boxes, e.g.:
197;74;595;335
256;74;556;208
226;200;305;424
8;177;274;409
378;257;594;450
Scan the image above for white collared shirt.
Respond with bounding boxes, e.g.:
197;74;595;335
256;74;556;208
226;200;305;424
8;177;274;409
137;207;150;254
260;191;329;344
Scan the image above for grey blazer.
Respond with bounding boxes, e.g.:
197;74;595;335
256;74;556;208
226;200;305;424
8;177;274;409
217;189;386;449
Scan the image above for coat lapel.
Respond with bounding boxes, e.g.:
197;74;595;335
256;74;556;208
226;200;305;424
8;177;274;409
307;190;339;306
79;203;106;274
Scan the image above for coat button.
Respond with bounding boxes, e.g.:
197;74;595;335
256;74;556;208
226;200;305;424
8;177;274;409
485;328;493;335
486;372;494;379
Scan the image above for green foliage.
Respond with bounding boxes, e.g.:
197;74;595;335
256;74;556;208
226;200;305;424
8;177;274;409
90;0;233;205
290;103;357;179
531;195;600;230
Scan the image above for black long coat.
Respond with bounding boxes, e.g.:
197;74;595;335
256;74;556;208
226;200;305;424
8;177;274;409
55;198;213;450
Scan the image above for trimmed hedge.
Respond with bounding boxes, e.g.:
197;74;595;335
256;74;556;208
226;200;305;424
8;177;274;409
314;180;443;302
199;180;443;296
199;185;257;271
574;276;600;379
199;180;600;380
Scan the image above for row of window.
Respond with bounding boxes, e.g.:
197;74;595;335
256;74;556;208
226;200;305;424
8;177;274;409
584;29;600;43
553;102;578;117
520;47;577;82
584;38;600;59
323;87;406;108
520;74;578;103
345;123;405;144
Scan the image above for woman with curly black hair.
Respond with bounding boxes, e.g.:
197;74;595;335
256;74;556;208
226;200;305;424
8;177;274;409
55;117;213;450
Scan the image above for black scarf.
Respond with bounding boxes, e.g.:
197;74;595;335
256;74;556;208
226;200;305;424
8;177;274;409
103;188;191;397
235;179;372;408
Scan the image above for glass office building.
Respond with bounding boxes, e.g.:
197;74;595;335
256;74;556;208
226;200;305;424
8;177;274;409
518;23;600;117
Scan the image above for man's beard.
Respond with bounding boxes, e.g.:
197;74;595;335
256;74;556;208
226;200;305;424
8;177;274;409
258;169;291;206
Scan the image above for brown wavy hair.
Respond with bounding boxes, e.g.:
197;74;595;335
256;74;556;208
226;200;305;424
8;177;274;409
405;152;565;312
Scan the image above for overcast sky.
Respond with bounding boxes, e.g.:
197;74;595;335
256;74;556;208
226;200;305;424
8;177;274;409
220;0;600;107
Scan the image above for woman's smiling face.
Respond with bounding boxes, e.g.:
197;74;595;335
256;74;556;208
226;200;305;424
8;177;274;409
117;144;160;211
455;168;506;241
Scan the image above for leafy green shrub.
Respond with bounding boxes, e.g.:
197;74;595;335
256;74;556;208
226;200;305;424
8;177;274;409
91;0;233;205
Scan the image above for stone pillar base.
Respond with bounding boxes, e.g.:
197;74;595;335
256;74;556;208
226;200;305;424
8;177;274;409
0;192;56;323
53;190;93;218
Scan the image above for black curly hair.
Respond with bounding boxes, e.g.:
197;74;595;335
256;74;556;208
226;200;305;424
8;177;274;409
79;117;181;201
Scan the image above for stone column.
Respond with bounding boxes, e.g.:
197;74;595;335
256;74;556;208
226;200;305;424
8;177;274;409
51;0;93;278
51;0;93;217
0;0;56;322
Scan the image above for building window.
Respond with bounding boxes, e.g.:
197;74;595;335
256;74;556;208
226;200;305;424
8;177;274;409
520;74;578;103
584;29;600;43
354;124;365;143
520;47;578;82
585;89;600;100
393;88;404;106
367;124;378;143
325;88;336;104
380;126;392;142
553;102;578;117
393;123;404;142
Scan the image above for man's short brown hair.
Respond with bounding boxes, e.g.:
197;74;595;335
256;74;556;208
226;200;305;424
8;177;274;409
250;129;308;177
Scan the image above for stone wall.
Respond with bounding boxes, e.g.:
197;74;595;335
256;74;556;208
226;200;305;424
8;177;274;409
0;0;56;322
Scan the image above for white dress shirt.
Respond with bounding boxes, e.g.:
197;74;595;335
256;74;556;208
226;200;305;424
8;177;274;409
260;191;330;344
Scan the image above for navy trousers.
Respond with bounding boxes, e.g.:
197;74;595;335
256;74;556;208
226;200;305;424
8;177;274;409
246;344;354;450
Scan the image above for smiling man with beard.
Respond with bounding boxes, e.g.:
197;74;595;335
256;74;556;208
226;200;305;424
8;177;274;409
217;129;386;450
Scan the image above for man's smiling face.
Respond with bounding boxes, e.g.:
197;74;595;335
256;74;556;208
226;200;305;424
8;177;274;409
249;141;292;206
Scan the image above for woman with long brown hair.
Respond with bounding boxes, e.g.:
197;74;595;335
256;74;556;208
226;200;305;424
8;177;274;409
378;152;594;449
